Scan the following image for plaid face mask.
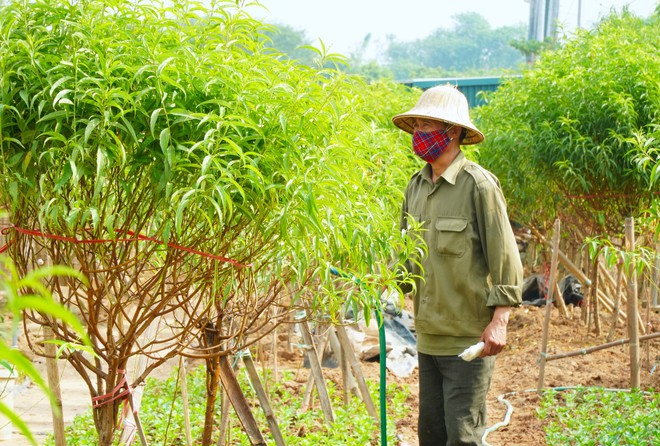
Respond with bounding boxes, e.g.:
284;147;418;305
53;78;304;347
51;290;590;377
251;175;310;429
412;129;451;163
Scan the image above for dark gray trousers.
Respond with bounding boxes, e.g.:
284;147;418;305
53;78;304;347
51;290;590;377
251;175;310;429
418;352;495;446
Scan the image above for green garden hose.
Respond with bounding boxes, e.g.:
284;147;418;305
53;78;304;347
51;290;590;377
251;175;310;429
374;305;387;446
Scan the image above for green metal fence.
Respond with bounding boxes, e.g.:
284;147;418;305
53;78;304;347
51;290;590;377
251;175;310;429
400;76;518;108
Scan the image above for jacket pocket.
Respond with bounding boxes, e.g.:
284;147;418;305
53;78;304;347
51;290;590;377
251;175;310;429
434;217;468;257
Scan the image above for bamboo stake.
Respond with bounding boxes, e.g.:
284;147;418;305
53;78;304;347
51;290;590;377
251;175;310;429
624;218;640;388
119;319;160;445
43;326;65;446
598;258;630;327
334;324;379;420
532;227;644;332
335;330;350;405
589;258;601;336
652;243;659;309
598;260;625;323
256;341;270;398
272;327;279;383
581;253;591;325
553;281;569;319
328;326;359;403
41;250;65;446
607;261;625;342
126;391;149;446
243;352;286;446
215;387;231;446
544;332;660;362
538;219;561;391
644;275;652;367
218;355;267;445
301;324;330;411
179;358;192;446
297;319;334;424
598;258;626;297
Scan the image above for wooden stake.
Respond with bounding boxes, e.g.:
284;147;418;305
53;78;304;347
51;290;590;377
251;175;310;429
271;327;279;383
334;324;378;420
218;355;267;445
651;243;659;309
553;281;569;319
328;327;359;403
301;324;330;411
589;258;601;336
538;218;561;391
215;387;231;446
598;258;630;327
624;218;641;388
43;326;65;446
119;319;160;445
298;319;334;424
544;331;660;362
179;358;192;446
126;390;149;446
243;352;286;446
607;261;624;342
532;227;645;332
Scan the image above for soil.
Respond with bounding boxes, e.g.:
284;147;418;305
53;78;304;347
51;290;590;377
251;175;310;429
395;302;660;446
6;302;660;446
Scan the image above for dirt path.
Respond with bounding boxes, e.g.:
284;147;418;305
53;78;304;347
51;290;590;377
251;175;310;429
9;359;90;446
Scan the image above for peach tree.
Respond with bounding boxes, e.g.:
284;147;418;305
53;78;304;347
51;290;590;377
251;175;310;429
0;0;419;444
475;9;660;236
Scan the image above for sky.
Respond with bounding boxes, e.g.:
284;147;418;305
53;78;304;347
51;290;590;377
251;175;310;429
245;0;659;57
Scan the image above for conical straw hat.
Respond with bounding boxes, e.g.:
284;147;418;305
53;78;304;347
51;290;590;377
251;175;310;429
392;84;485;145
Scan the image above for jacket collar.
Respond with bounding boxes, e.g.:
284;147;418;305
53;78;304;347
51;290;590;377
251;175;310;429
421;151;467;185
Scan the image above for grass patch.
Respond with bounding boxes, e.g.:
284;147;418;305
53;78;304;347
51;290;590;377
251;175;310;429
536;386;660;445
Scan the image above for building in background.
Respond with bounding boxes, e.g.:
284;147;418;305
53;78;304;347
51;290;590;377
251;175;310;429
527;0;561;41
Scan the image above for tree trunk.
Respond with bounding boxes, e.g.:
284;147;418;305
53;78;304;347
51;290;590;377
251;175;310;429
202;357;221;446
94;404;119;446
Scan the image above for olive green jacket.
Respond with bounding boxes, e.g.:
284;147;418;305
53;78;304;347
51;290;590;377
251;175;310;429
400;152;523;356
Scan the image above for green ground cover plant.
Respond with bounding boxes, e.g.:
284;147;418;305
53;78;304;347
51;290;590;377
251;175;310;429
537;387;660;445
45;365;411;445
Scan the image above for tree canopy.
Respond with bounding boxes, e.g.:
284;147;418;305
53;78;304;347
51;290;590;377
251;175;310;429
475;9;660;236
384;12;526;79
263;12;527;80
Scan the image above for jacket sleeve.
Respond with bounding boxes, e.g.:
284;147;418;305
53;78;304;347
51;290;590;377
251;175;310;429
473;173;523;308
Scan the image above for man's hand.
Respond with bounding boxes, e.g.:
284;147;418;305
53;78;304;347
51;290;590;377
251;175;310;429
480;306;511;357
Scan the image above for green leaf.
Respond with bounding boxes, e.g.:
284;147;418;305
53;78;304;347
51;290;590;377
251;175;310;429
14;296;90;344
159;128;170;153
0;347;48;394
84;118;101;144
150;108;162;136
0;401;38;446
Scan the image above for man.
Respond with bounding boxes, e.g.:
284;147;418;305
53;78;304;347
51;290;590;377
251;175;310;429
392;85;523;446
